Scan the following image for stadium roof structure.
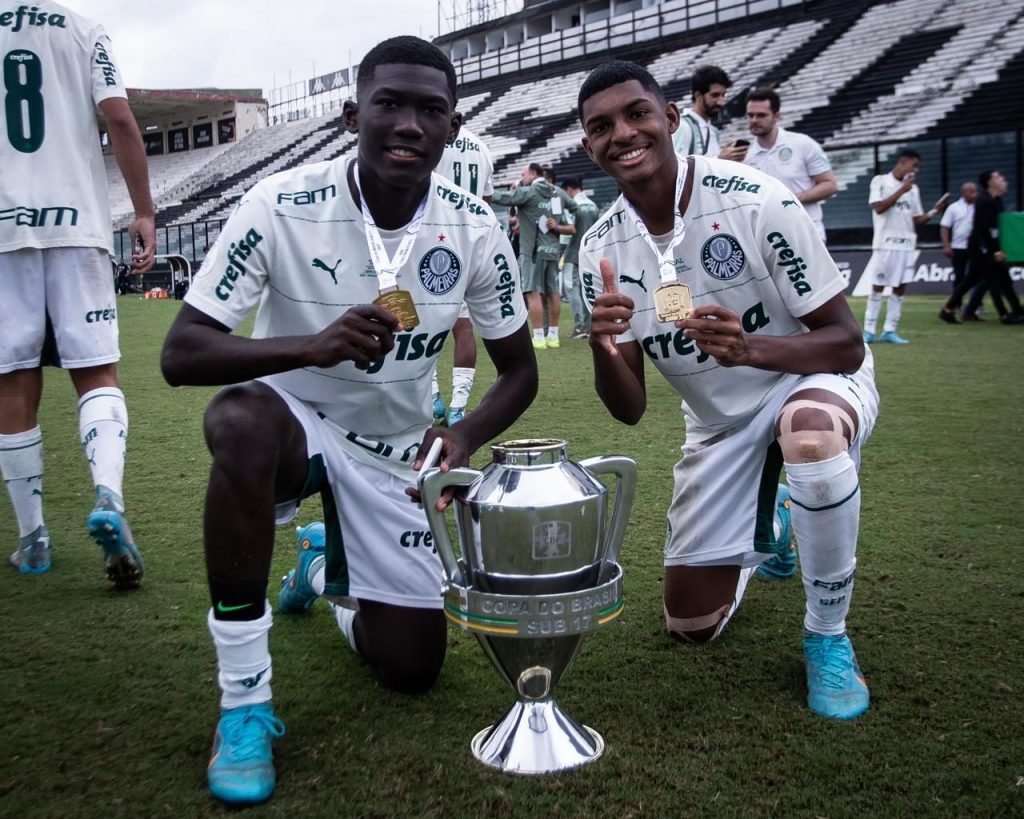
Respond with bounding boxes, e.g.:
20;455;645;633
109;88;266;126
435;0;579;43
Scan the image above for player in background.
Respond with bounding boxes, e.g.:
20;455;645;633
160;37;536;805
0;0;155;585
672;64;748;162
431;125;494;426
743;87;838;243
578;60;879;721
861;150;948;344
559;178;600;339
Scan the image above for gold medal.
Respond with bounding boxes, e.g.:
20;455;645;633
654;282;693;322
374;288;420;330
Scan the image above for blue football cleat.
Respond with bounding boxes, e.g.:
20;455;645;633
803;632;870;720
446;407;465;426
87;487;143;590
278;522;325;614
208;703;285;805
878;330;909;344
862;331;875;343
432;392;446;423
758;484;797;580
8;525;52;574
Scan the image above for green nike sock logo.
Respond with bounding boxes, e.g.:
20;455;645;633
216;601;253;613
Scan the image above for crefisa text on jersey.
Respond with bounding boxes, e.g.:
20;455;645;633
214;228;264;301
0;5;66;32
493;252;517;318
93;41;119;88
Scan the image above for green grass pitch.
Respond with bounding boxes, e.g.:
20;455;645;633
1;294;1022;817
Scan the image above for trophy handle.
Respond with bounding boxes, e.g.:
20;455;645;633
579;455;637;568
419;467;480;584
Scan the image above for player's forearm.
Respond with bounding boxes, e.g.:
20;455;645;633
589;342;646;424
105;110;155;218
798;179;837;205
162;323;317;387
743;325;864;375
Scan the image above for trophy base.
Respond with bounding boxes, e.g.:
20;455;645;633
470;699;605;774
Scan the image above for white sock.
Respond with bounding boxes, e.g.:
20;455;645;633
533;328;545;342
208;605;274;709
332;604;359;652
715;565;756;639
863;292;883;334
785;453;860;636
0;427;44;537
449;367;475;410
78;387;128;503
430;370;440;397
883;294;904;333
310;560;325;596
547;326;559;340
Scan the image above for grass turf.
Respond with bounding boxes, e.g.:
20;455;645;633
1;294;1021;817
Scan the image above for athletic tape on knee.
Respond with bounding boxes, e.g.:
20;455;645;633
664;602;731;642
0;428;43;480
777;399;855;463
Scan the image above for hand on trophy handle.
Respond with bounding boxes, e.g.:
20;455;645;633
406;427;473;509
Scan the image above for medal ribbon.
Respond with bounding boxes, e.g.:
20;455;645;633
353;161;428;291
622;159;687;286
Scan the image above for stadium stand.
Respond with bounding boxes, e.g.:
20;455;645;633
111;0;1024;255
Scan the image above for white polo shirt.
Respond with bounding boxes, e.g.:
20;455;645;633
744;127;832;234
673;108;722;158
940;198;974;250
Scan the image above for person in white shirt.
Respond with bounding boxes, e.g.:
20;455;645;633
160;37;537;806
431;125;495;425
744;87;838;242
577;60;879;722
937;182;977;323
672;64;748;162
0;0;155;586
861;150;948;344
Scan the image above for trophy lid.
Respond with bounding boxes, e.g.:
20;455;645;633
491;439;567;467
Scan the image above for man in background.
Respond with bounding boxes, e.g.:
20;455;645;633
744;87;837;242
937;182;977;323
0;0;155;585
672;64;747;161
559;178;600;339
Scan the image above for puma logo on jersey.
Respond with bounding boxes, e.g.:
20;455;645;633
782;199;796;207
312;257;341;284
618;270;647;292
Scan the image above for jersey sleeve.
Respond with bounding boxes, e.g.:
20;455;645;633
183;193;274;329
757;182;846;317
462;223;528;340
90;29;127;106
939;205;955;229
480;144;495;198
868;175;886;205
910;186;924;217
804;137;832;176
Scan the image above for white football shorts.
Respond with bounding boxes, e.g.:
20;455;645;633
863;248;919;288
0;247;120;373
267;382;444;610
664;354;878;568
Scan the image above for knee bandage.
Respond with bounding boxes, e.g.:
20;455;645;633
777;400;855;463
664;602;731;643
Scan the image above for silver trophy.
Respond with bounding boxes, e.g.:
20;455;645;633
420;439;636;774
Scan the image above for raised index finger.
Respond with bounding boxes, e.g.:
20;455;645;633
599;258;618;296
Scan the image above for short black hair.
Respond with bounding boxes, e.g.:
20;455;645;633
898;148;921;161
578;60;665;119
528;162;544;177
746;86;780;113
691;65;732;97
357;36;457;103
979;170;995;188
543;167;556;183
562;177;582;190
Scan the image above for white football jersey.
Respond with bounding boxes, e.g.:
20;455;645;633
580;156;848;441
186;155;526;476
434;126;494;198
939;198;973;250
744;128;832;230
0;1;127;253
868;172;923;250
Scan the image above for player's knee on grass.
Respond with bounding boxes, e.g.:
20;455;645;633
663;564;739;644
356;601;447;693
776;398;856;464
